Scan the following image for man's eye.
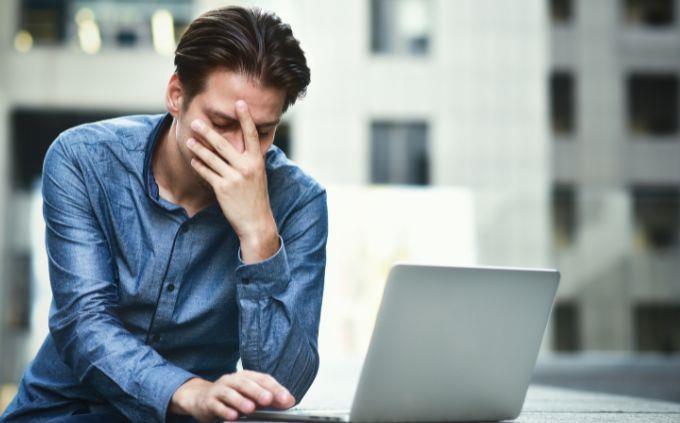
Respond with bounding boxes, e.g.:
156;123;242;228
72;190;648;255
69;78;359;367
258;131;271;138
212;122;232;131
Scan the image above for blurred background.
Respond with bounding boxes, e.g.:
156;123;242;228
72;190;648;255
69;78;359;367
0;0;679;413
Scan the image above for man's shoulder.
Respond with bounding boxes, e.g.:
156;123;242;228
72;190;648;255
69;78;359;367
55;113;165;157
265;146;326;206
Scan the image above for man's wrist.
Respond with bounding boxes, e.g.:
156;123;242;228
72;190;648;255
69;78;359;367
239;221;280;264
169;377;209;416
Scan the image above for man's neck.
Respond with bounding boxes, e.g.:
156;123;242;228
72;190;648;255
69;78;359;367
152;117;216;213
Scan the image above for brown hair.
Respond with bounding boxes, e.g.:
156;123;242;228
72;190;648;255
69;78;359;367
174;6;310;112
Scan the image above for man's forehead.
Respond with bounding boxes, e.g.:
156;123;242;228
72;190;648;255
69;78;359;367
201;70;285;122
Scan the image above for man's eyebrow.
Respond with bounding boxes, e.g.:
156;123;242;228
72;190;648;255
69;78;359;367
207;109;280;128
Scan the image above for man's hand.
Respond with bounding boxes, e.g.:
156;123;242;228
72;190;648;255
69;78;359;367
187;100;280;263
169;370;295;422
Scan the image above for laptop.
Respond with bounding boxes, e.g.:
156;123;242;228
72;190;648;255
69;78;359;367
245;263;560;422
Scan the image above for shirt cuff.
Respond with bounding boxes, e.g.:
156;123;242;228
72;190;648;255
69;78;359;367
137;363;197;423
235;234;291;299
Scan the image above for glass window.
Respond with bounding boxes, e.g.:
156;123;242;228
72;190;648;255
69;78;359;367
6;252;31;330
635;304;680;352
18;0;68;45
550;0;573;24
628;73;679;137
16;0;192;52
631;186;680;251
624;0;675;27
550;71;576;135
371;0;431;55
552;301;581;351
371;121;429;185
552;184;578;247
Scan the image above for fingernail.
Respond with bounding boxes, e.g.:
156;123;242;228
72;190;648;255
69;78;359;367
191;119;204;130
186;138;195;147
278;391;289;403
236;100;246;111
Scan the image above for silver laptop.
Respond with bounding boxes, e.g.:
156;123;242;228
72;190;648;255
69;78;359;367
246;263;560;422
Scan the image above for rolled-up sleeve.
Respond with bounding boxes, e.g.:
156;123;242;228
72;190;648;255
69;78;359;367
235;189;328;404
43;134;196;422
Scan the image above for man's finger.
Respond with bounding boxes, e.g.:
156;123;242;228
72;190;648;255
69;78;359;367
214;385;256;414
190;119;241;164
186;138;238;178
189;156;221;187
234;100;260;155
222;374;274;406
209;399;239;422
240;371;295;408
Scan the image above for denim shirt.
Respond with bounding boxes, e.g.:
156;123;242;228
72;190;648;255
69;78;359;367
1;113;328;423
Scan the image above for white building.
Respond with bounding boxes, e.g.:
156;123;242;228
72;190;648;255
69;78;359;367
2;0;675;403
0;0;550;391
549;0;680;352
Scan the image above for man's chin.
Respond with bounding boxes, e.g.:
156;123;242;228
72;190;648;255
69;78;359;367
189;165;214;191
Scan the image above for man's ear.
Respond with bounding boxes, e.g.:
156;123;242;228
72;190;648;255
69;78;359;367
165;73;184;117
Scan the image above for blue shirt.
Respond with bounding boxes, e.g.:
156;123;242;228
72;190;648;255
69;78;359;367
1;113;328;422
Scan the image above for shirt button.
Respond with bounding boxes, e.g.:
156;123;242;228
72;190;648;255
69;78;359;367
243;278;250;284
179;225;188;234
167;283;175;292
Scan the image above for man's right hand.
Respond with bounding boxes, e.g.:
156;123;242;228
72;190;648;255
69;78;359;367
169;370;296;422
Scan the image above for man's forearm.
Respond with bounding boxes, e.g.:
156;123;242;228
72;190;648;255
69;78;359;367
235;236;322;402
230;185;327;405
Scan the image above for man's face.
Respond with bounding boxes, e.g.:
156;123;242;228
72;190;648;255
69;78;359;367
170;69;286;183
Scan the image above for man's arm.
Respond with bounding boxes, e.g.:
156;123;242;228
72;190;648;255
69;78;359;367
186;100;328;403
235;188;328;402
43;134;197;422
170;190;327;421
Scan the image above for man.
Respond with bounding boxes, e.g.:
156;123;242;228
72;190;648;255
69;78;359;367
1;6;327;423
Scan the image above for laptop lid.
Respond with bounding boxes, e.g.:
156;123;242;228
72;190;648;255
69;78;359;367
349;264;560;422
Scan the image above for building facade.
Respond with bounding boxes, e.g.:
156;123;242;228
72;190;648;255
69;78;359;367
549;0;680;352
0;0;677;405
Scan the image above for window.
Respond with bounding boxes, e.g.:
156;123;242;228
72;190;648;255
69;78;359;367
15;0;192;52
550;71;576;135
18;0;67;45
552;301;581;351
635;304;680;352
552;184;578;247
631;186;680;251
624;0;674;27
6;252;31;330
371;0;431;55
550;0;573;24
371;121;429;185
628;74;679;137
